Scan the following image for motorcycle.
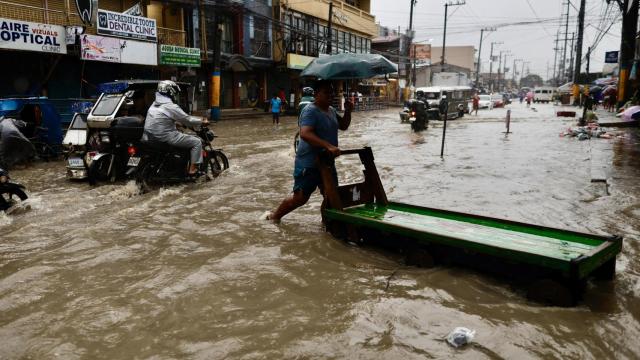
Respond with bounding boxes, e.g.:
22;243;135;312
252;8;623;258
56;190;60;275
0;167;29;213
127;124;229;192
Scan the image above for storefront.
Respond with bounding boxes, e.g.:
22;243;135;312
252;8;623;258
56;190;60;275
0;17;69;97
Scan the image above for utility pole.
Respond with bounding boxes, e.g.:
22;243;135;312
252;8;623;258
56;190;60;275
521;60;529;87
476;27;496;88
573;0;586;84
560;0;570;82
568;32;575;81
407;0;417;89
326;2;333;54
412;44;417;86
513;58;522;85
552;30;560;86
441;1;465;71
210;13;222;121
488;41;501;92
502;53;511;91
497;51;503;91
615;0;639;107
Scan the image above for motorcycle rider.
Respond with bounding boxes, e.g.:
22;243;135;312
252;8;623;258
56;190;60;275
143;80;208;176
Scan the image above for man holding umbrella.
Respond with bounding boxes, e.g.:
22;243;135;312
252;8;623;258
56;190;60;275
265;80;353;222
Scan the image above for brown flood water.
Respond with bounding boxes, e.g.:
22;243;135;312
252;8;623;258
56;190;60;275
1;102;639;359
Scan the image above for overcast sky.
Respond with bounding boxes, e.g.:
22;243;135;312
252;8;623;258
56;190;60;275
370;0;622;80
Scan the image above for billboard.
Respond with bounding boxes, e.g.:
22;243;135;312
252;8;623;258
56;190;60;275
0;18;66;54
81;34;157;66
159;44;201;67
97;9;157;42
410;44;431;63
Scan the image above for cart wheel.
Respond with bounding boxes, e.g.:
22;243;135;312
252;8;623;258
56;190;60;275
592;258;616;281
405;248;435;268
527;279;575;307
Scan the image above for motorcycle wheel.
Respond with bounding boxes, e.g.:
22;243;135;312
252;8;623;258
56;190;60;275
135;162;153;193
207;150;229;178
87;155;112;185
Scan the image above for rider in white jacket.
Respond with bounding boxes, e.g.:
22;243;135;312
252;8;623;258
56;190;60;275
143;80;208;176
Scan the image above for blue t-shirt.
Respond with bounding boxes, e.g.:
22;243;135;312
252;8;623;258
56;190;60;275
295;103;339;168
270;98;282;113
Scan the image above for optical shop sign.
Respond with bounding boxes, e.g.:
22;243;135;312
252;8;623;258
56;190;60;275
0;18;66;54
97;9;157;42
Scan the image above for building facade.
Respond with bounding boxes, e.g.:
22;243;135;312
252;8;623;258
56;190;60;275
272;0;377;106
0;0;199;100
0;0;374;112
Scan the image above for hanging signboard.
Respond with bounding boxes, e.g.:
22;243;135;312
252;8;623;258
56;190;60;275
0;18;66;54
604;51;619;64
81;34;157;65
123;3;143;17
97;9;157;42
159;44;201;67
75;0;97;26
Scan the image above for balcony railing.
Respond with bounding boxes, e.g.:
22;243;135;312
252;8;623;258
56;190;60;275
157;27;187;47
0;1;88;26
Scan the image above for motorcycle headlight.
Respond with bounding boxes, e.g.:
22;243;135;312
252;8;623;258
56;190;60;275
205;130;215;142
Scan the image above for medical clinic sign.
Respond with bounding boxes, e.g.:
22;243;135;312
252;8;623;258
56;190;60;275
97;9;157;42
0;18;66;54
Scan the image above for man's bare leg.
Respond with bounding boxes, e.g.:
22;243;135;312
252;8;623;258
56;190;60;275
268;190;310;222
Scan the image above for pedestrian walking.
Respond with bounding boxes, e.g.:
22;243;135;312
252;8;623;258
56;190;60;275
270;93;282;125
472;92;480;115
264;80;353;222
526;91;533;107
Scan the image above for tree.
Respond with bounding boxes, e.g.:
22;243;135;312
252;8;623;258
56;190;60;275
520;74;544;89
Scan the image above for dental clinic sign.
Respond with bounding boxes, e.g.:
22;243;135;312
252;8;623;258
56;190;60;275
97;9;157;42
0;18;66;54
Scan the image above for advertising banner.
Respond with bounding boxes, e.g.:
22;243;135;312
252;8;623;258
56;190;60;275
605;51;619;64
159;44;201;67
97;9;157;42
81;34;157;66
0;18;66;54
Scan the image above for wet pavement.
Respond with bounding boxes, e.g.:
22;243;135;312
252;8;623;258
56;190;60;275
1;102;639;359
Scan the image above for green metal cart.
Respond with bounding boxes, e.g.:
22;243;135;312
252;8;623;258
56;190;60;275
318;147;623;306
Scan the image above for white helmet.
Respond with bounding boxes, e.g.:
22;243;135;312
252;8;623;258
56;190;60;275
157;80;180;101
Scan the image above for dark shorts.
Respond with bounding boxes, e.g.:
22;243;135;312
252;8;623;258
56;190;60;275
272;112;280;121
293;166;338;197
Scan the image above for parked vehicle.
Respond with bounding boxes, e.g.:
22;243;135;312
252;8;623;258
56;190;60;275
414;86;472;119
533;87;555;103
491;93;505;108
63;113;89;179
0;167;28;213
128;123;229;192
0;98;65;160
478;94;493;109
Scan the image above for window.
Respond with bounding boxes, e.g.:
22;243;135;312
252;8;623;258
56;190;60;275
92;94;123;116
249;16;254;39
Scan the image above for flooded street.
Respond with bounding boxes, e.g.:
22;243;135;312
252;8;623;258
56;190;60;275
1;102;639;359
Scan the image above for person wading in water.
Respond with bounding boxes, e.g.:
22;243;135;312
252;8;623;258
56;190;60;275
264;80;353;222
